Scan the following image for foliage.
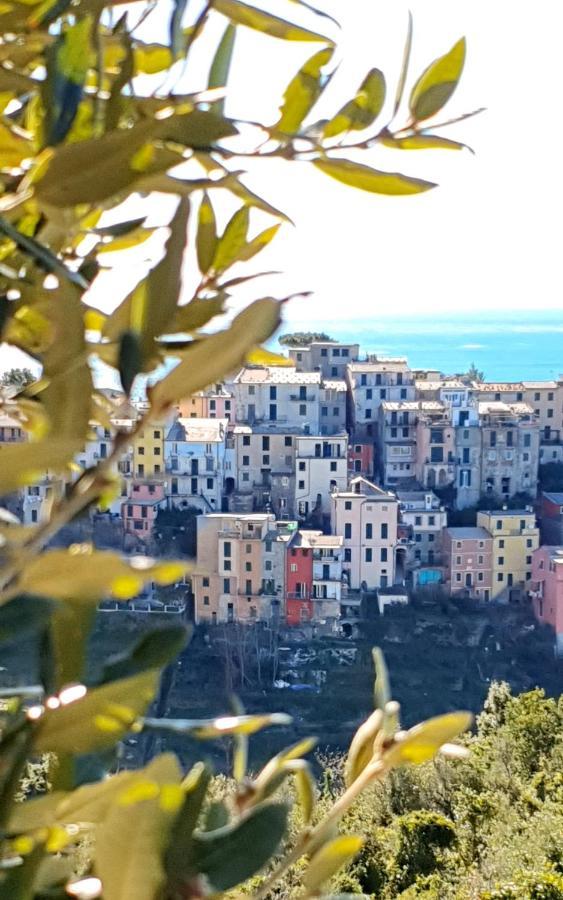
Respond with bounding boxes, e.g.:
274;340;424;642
465;362;485;383
0;0;478;896
278;331;335;346
0;368;36;389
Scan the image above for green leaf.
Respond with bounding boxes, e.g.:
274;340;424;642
0;843;45;899
223;175;293;222
142;711;291;739
0;595;54;644
203;800;230;832
118;330;142;395
324;68;386;138
393;10;413;117
384;711;472;767
34;669;161;754
213;206;249;272
208;23;236;115
167;295;227;334
409;37;466;122
277;47;333;135
165;762;211;881
214;0;332;43
303;835;365;894
382;134;471;152
44;17;91;145
196;192;217;274
170;0;188;59
50;600;95;691
158;108;238;147
314;158;436;195
0;217;88;291
150;297;281;410
93;217;146;238
372;647;390;712
237;223;281;262
255;736;317;792
0;440;82;497
193;802;288;892
99;625;190;684
95;754;182;900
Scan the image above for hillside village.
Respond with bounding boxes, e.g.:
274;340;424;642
2;338;563;657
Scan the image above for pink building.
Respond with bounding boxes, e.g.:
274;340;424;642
530;546;563;656
122;481;166;545
443;526;493;601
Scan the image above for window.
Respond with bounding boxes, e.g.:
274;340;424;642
322;406;328;417
138;446;145;455
245;562;252;572
380;389;386;399
223;578;230;593
245;579;252;595
456;573;462;582
490;431;497;447
496;520;502;530
365;409;372;418
365;548;372;562
320;348;328;357
415;534;422;543
462;447;470;463
242;472;249;482
428;515;435;526
414;515;422;526
381;523;388;539
381;548;387;562
265;560;272;571
428;533;435;542
520;519;526;530
478;572;484;582
526;538;533;548
456;556;462;565
342;348;349;357
332;348;341;357
400;388;407;399
430;446;444;463
478;555;484;564
360;374;367;386
298;480;305;489
526;555;532;565
299;461;306;471
497;573;503;582
548;408;554;418
345;500;352;510
223;541;231;557
265;540;272;552
366;523;373;539
203;596;210;606
223;560;231;571
31;509;38;523
203;577;210;587
246;544;251;553
498;556;504;565
516;392;523;401
524;433;531;447
366;389;372;399
285;436;292;447
344;523;352;539
344;548;352;562
262;455;270;465
269;386;277;400
290;563;297;573
548;391;554;401
242;456;250;466
333;407;340;416
330;461;337;472
127;504;133;516
243;435;250;446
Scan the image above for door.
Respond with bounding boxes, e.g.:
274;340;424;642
465;573;472;587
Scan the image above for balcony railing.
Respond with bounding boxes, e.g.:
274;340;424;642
289;394;316;402
286;591;310;600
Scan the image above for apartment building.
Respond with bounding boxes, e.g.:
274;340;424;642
192;513;285;623
476;509;539;601
539;492;563;544
398;491;447;568
348;441;374;478
454;402;482;510
319;379;347;434
285;530;342;626
295;434;348;520
287;340;360;378
22;476;64;525
346;358;415;439
478;402;539;499
122;481;166;546
178;385;233;421
414;380;473;408
165;417;227;513
377;401;418;486
331;477;398;592
226;425;296;517
522;381;563;435
530;545;563;656
414;403;456;490
443;527;493;601
0;412;24;444
133;421;167;478
230;366;322;430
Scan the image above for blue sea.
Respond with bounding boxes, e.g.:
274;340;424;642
278;310;563;382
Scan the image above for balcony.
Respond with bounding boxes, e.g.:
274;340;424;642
287;591;310;600
289;394;316;402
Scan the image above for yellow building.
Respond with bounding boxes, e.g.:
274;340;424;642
133;422;165;478
476;509;539;600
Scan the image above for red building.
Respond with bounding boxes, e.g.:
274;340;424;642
539;492;563;545
285;535;313;625
347;441;374;479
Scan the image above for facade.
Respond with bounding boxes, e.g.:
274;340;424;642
165;417;228;513
285;535;313;626
0;413;25;444
287;341;360;379
346;358;415;439
133;421;166;478
477;402;539;500
331;477;398;592
178;386;233;421
444;527;493;601
226;425;297;518
476;509;539;601
454;402;482;510
398;491;447;568
192;513;287;624
319;379;348;435
304;531;343;623
377;401;418;486
530;545;563;655
294;434;348;521
539;492;563;545
348;441;374;478
122;481;166;545
230;366;322;430
414;403;456;490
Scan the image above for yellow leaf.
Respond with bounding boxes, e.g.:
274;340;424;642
344;708;383;788
382;134;470;152
409;37;466;122
303;835;364;893
97;227;154;255
196;192;217;274
212;205;249;272
214;0;332;43
324;67;386;138
314;157;436;195
0;121;33;168
385;711;472;767
150;297;281;410
0;440;81;497
134;43;172;74
277;47;333;135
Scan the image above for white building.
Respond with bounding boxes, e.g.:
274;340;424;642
164;417;228;513
230;366;322;430
287;341;360;379
299;530;343;623
397;490;447;568
346;358;415;439
295;434;348;520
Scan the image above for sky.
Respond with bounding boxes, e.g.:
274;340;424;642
4;0;563;375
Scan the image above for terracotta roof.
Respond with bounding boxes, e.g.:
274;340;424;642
234;367;320;385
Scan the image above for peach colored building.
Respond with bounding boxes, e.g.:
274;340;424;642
444;526;493;601
530;546;563;656
178;387;233;421
122;482;166;545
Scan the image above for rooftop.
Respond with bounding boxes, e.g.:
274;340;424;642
321;379;347;391
297;530;343;549
348;358;410;373
0;413;22;429
475;382;525;392
414;380;467;391
546;546;563;563
446;526;492;540
543;492;563;504
522;381;559;390
381;400;445;412
334;476;396;500
478;509;535;517
397;490;441;505
234;367;321;385
168;417;228;442
478;401;535;417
